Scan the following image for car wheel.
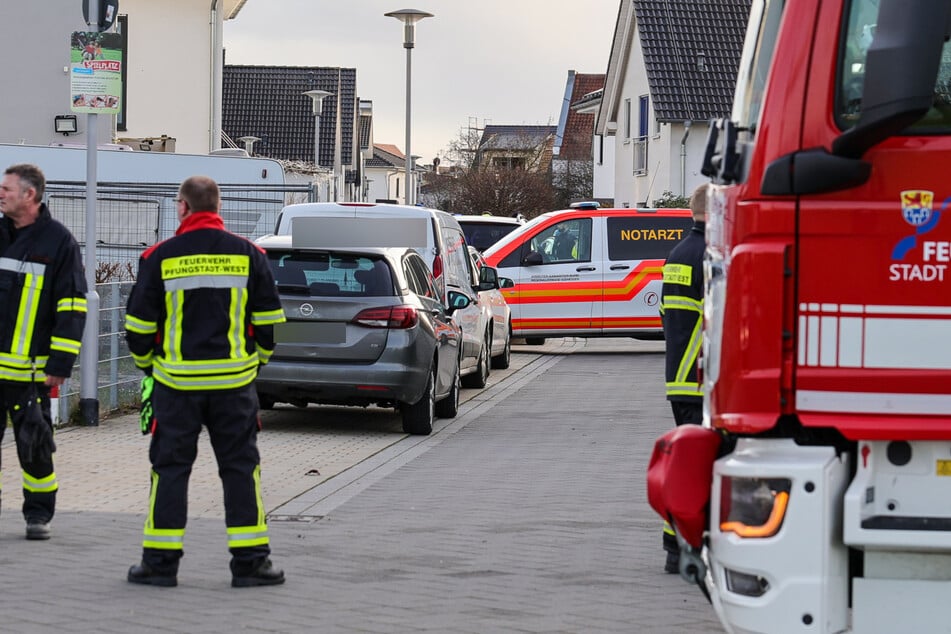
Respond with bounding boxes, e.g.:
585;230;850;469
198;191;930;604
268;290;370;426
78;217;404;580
435;357;461;418
402;366;435;435
258;394;276;410
462;335;490;389
492;323;512;369
525;337;546;346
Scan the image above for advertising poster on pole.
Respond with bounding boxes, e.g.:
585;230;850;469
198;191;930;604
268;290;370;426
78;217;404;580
69;31;123;114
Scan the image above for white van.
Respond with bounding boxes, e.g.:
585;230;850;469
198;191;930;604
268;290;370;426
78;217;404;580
482;205;693;343
271;202;494;388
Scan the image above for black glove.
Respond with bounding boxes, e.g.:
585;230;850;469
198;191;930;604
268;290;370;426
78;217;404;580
16;389;55;465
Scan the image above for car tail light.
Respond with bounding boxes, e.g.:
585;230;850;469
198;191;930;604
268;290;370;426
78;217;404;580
719;476;791;538
352;306;419;329
432;254;444;284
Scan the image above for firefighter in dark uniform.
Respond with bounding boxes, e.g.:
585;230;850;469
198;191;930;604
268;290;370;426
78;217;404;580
124;175;286;588
0;164;87;541
658;183;708;572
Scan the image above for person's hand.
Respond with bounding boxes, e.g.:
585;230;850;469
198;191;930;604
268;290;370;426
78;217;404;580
44;375;66;387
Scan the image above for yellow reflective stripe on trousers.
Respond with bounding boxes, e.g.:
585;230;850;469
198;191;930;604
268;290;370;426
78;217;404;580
666;382;702;397
125;313;158;334
227;465;269;548
57;297;88;312
13;273;43;356
23;471;58;493
251;308;286;326
143;469;185;550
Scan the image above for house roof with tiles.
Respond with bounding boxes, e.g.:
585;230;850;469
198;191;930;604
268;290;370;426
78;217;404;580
366;144;404;169
555;72;605;161
222;65;357;166
632;0;751;121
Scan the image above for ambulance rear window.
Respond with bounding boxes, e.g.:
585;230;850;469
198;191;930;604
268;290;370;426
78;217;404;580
606;216;694;260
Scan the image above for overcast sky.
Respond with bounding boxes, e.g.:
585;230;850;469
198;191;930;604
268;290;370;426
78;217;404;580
223;0;620;164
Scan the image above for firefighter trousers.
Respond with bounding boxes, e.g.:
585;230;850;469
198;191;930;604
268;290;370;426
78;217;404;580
0;381;57;523
142;382;270;576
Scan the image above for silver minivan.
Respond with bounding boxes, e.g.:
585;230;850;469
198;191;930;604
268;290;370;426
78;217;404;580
272;203;493;388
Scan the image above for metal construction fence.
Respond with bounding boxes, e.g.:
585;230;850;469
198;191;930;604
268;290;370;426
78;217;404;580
49;181;316;423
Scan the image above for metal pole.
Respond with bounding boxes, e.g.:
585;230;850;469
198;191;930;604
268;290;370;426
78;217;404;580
314;113;320;170
80;3;101;426
404;45;413;205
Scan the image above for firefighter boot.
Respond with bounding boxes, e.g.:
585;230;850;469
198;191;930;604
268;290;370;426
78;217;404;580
231;558;285;588
25;521;50;540
128;561;178;587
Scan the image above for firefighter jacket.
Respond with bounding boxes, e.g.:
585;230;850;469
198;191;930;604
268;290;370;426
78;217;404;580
0;204;87;382
660;222;705;402
124;211;285;391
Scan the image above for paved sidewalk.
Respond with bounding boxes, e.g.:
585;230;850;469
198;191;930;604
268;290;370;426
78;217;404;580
0;340;724;633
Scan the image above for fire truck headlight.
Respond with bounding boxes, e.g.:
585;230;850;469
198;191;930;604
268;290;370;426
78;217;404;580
724;568;770;597
719;476;791;538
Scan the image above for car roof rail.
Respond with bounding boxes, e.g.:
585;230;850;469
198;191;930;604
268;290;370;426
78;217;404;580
569;201;600;210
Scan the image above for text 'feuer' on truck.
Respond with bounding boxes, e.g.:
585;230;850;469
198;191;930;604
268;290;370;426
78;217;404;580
647;1;951;632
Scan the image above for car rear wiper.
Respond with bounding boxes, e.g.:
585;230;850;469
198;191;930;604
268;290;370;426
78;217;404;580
277;283;311;294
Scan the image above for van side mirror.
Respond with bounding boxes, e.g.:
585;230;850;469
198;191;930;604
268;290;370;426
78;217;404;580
447;290;471;313
478;266;500;291
499;277;515;289
522;251;543;266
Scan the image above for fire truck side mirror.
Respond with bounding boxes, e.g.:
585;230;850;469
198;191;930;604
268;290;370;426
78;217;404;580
832;0;951;159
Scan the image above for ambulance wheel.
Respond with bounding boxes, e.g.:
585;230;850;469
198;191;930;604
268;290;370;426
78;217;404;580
402;366;435;435
525;337;546;346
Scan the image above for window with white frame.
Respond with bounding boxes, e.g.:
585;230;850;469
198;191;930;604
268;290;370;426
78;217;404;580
624;98;632;141
633;95;649;175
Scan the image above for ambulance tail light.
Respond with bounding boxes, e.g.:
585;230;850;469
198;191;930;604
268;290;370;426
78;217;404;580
719;476;791;538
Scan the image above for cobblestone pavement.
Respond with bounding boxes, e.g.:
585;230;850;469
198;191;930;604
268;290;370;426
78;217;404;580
0;338;725;633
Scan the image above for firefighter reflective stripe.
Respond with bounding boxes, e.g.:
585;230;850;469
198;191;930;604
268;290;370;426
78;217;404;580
156;355;258;374
50;336;81;355
256;343;274;364
143;469;185;550
13;273;43;357
0;258;46;275
666;382;703;397
0;353;49;369
161;254;249;281
675;318;702;383
143;527;185;550
131;349;154;370
227;525;270;548
661;295;702;313
0;356;49;382
251;308;285;326
23;471;58;493
56;297;87;313
663;521;676;537
164;275;247;292
164;290;183;362
125;313;158;335
227;465;269;548
228;288;248;360
153;365;257;391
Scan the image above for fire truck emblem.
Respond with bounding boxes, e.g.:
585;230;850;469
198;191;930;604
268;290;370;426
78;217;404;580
892;190;940;259
900;190;933;226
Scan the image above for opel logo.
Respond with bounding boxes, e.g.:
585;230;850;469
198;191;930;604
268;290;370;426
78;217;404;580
299;303;315;317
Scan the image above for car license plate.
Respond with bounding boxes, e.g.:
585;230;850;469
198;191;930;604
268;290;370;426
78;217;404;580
275;321;345;344
936;460;951;476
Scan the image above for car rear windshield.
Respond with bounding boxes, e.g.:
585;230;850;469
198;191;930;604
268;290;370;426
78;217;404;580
459;220;521;252
268;251;395;297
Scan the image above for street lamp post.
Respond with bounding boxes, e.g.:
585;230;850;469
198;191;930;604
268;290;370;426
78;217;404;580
302;89;333;199
385;8;433;206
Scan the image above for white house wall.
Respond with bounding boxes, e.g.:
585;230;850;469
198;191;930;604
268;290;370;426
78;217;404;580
593;134;615;201
612;22;647;208
122;0;216;154
0;1;220;156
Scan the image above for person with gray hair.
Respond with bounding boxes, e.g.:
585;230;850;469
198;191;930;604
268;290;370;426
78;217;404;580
658;182;708;572
0;163;87;541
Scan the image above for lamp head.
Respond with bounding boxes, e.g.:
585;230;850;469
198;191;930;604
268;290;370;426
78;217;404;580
385;9;434;48
302;89;333;116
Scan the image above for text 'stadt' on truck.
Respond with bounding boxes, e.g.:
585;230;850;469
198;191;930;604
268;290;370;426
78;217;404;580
647;1;951;632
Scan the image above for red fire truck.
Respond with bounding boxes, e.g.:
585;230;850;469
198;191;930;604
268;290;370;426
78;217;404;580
648;1;951;632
